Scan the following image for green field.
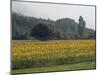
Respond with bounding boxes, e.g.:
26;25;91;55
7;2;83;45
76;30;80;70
12;61;96;74
12;40;96;74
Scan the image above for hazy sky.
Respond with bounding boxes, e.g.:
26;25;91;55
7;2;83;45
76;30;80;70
12;1;96;30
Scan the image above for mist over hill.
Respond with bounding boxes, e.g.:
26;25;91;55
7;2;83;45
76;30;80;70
12;13;95;40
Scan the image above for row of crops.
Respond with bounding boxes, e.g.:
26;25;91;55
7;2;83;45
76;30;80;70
12;40;96;69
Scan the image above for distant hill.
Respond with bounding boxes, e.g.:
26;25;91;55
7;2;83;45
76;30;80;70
55;18;78;39
12;13;95;40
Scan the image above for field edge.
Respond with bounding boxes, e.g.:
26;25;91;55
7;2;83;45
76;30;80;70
12;61;96;74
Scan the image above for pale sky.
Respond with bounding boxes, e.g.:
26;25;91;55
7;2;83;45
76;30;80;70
12;1;96;30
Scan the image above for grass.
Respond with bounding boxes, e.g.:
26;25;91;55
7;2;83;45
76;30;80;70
12;61;96;74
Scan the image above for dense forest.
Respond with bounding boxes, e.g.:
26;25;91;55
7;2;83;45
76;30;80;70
12;12;96;40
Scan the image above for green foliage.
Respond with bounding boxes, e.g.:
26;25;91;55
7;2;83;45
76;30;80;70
78;16;86;37
30;23;55;41
55;18;78;39
12;13;95;40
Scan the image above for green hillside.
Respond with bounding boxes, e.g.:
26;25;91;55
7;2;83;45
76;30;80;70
12;12;95;40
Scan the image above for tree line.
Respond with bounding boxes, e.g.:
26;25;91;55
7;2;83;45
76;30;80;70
12;13;96;40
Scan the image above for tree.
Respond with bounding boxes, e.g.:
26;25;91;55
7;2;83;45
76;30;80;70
30;23;55;41
54;29;64;39
19;32;29;40
78;16;86;38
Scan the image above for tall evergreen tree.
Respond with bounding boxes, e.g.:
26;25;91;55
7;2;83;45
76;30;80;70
78;16;86;38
